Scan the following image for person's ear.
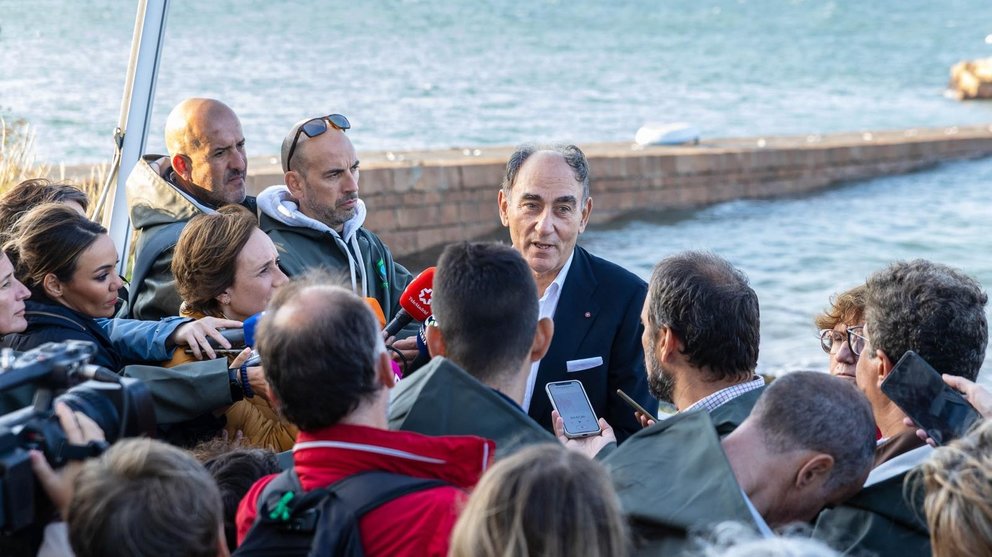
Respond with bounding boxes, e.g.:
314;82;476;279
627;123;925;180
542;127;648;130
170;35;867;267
657;326;680;362
171;154;191;180
285;169;305;200
425;324;446;357
530;317;554;363
577;196;593;234
215;290;232;307
375;348;397;389
875;350;895;388
497;189;510;227
795;453;834;492
42;273;63;299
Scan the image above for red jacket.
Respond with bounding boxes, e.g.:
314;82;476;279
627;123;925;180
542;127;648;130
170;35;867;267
236;424;494;556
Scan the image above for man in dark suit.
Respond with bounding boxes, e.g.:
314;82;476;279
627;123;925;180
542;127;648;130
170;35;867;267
497;144;654;442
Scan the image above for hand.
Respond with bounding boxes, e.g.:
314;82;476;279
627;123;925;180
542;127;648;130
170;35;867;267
169;317;244;360
386;336;420;367
552;410;617;459
907;374;991;447
228;348;271;402
635;411;656;429
943;374;992;418
29;402;106;519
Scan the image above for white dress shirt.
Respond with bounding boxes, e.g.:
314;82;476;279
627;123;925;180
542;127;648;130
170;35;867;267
521;251;575;413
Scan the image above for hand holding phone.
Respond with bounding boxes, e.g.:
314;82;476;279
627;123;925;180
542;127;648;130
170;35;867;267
546;380;602;438
881;351;982;446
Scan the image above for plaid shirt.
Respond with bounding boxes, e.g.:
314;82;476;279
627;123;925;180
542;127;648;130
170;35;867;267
684;376;766;413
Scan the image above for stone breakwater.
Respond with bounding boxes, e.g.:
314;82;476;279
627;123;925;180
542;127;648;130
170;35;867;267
239;125;992;258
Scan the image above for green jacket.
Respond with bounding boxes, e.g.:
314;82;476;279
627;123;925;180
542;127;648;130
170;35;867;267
387;357;557;459
257;186;412;323
813;446;932;557
602;410;758;556
709;385;765;437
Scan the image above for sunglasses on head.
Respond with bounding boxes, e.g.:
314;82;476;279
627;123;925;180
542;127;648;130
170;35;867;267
284;114;351;171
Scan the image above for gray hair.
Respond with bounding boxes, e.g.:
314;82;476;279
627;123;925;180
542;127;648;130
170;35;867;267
501;143;590;201
863;259;987;380
688;522;840;557
750;372;876;493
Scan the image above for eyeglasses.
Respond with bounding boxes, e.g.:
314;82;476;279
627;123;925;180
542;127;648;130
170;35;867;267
846;325;868;357
818;325;867;357
283;114;351;172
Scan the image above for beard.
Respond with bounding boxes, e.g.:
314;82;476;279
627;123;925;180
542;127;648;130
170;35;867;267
645;340;675;403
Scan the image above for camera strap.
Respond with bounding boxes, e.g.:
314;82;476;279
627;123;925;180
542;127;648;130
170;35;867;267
56;439;111;462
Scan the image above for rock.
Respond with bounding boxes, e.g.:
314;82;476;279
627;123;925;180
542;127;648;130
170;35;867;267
949;58;992;100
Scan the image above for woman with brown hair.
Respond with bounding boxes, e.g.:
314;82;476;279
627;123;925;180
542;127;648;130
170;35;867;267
170;205;296;451
814;284;866;384
449;444;629;557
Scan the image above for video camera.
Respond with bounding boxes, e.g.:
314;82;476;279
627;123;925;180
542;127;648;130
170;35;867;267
0;341;156;532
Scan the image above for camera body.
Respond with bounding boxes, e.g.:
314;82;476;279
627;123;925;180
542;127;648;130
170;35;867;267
0;341;156;532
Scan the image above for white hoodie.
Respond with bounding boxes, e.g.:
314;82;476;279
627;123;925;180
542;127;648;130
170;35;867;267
256;185;371;297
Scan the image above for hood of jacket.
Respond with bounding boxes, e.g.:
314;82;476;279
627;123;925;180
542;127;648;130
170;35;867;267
126;155;213;229
256;184;367;243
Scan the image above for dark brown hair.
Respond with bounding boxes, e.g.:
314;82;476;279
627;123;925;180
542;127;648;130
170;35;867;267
0;178;89;244
4;203;105;297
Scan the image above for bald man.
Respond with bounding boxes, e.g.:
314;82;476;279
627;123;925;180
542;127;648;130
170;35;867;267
255;114;412;326
125;98;256;320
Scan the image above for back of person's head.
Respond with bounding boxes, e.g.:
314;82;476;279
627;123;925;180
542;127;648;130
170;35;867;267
814;283;866;330
748;372;876;495
202;448;281;552
257;271;384;431
646;251;759;380
864;259;987;380
432;242;539;383
5;203;105;297
67;438;225;557
449;445;628;557
173;205;258;316
916;419;992;557
689;522;840;557
0;178;88;243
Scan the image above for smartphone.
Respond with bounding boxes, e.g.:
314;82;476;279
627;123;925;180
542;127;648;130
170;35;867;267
546;380;602;438
616;388;655;419
880;351;982;446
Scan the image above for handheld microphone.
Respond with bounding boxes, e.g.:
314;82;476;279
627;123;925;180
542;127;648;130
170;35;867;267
383;267;435;338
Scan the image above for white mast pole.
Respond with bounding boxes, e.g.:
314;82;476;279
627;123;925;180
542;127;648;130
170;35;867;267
98;0;170;276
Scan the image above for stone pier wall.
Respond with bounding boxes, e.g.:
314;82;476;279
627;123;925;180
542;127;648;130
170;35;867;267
236;124;992;258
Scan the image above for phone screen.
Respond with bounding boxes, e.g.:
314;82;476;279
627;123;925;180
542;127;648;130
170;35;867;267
881;351;981;446
546;380;601;438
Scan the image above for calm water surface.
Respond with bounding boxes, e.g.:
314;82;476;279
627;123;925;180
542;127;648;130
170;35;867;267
580;157;992;385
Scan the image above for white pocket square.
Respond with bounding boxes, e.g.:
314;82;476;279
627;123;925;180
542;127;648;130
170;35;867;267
566;357;604;373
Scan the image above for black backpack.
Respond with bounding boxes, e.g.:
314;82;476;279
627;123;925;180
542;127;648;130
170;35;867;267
233;468;448;557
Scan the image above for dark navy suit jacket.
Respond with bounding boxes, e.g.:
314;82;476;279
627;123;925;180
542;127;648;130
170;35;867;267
527;246;656;443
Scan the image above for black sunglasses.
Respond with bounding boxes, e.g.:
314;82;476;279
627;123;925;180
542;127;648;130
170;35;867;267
284;114;351;172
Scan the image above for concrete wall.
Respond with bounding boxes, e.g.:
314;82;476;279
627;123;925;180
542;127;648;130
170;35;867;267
244;124;992;258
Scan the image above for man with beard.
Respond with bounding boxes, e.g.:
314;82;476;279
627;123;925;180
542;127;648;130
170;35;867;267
256;114;412;325
639;250;764;436
125;98;255;320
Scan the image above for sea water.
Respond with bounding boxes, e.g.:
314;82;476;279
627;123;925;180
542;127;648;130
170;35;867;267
1;0;990;381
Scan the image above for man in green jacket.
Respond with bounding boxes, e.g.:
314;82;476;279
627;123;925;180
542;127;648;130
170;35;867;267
388;242;557;459
125;98;256;320
257;114;412;324
595;372;876;556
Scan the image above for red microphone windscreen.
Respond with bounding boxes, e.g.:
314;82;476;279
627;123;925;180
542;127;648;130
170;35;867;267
364;297;387;328
399;267;435;322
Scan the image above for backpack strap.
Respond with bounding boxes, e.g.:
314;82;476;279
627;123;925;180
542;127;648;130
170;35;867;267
251;468;448;556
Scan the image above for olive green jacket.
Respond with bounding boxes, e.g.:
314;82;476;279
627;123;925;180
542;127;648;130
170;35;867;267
602;410;758;556
387;357;557;459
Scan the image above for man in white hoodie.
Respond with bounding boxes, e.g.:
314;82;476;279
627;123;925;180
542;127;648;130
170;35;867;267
257;114;413;324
